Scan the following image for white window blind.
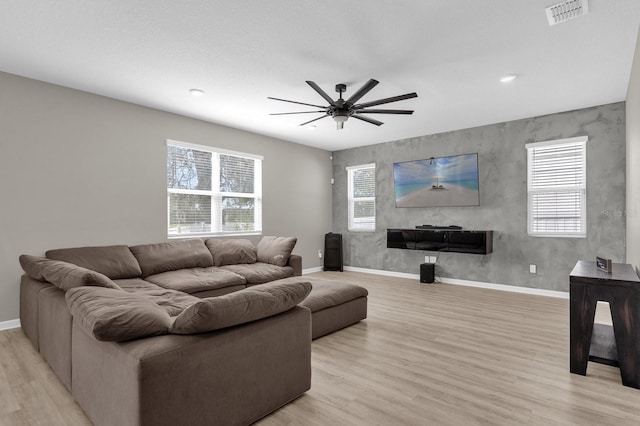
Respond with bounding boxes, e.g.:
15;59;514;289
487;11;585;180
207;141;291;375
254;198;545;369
347;163;376;232
526;136;587;237
167;140;262;237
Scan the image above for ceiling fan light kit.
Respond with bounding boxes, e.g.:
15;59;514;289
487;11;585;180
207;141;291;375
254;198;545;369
268;79;417;130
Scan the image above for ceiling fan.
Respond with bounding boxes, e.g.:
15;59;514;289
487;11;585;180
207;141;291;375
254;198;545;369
268;79;417;130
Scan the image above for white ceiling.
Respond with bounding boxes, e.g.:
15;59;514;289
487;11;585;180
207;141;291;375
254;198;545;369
1;1;639;151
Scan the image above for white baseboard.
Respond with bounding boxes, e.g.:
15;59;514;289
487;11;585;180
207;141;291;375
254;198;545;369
438;276;568;299
302;267;323;274
343;266;568;299
0;319;21;331
344;266;420;280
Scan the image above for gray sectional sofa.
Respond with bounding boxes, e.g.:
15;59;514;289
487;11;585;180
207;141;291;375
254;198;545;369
19;236;368;426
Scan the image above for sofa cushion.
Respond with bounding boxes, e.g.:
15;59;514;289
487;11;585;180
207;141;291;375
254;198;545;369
19;255;121;292
170;280;312;334
66;286;172;342
144;267;247;295
46;245;142;279
256;236;297;267
129;239;213;277
113;277;167;292
220;263;294;284
205;238;257;266
115;278;201;316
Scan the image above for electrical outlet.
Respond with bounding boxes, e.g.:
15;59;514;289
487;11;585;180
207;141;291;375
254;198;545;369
318;250;323;259
529;264;537;274
429;256;437;263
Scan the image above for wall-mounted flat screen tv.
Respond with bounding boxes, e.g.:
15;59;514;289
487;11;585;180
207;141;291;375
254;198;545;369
393;153;480;208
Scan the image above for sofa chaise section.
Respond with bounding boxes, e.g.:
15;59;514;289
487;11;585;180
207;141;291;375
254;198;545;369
64;280;313;426
72;306;312;426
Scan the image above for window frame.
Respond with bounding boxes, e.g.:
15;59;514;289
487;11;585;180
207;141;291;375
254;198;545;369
166;139;263;238
346;163;376;233
526;136;587;238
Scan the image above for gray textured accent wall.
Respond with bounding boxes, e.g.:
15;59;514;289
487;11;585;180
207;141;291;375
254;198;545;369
627;28;640;273
0;71;332;322
333;103;626;292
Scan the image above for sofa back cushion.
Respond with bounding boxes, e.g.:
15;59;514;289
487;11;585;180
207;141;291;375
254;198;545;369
19;255;121;291
170;280;312;334
66;286;172;342
129;239;213;277
46;245;142;279
256;236;297;267
205;238;257;266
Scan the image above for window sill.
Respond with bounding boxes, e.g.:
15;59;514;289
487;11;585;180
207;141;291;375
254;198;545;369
168;232;263;239
528;233;586;238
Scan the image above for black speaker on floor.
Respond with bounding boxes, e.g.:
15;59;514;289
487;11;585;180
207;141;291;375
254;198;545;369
420;263;435;283
324;232;343;272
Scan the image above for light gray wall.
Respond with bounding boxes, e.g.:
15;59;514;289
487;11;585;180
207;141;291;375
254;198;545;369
0;71;333;322
627;28;640;272
333;103;626;292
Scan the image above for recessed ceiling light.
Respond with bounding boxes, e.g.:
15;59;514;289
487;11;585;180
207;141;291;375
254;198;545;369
500;74;518;83
189;88;205;97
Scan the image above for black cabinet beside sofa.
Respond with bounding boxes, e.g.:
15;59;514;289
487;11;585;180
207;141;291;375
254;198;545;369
387;228;493;254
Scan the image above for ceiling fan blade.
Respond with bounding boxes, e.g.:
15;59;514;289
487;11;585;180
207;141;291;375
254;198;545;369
351;115;383;126
345;79;379;105
306;81;336;106
299;115;330;126
270;111;327;115
354;109;414;115
267;96;326;109
354;92;418;109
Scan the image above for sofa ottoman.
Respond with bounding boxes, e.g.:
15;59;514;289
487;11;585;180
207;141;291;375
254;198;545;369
273;276;368;339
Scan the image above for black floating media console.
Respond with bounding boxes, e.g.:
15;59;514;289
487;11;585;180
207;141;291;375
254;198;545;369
387;228;493;255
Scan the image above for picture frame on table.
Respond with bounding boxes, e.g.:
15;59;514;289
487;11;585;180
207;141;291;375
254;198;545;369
596;256;612;273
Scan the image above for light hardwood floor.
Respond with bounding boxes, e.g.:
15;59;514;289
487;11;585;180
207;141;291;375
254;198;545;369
2;271;639;425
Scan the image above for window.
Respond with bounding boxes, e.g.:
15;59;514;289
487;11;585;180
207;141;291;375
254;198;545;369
347;163;376;232
167;140;262;237
526;136;587;237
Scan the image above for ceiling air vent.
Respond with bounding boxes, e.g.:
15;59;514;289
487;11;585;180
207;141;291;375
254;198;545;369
545;0;589;26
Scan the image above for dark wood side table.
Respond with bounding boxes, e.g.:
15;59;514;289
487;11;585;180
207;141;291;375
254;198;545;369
569;260;640;388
